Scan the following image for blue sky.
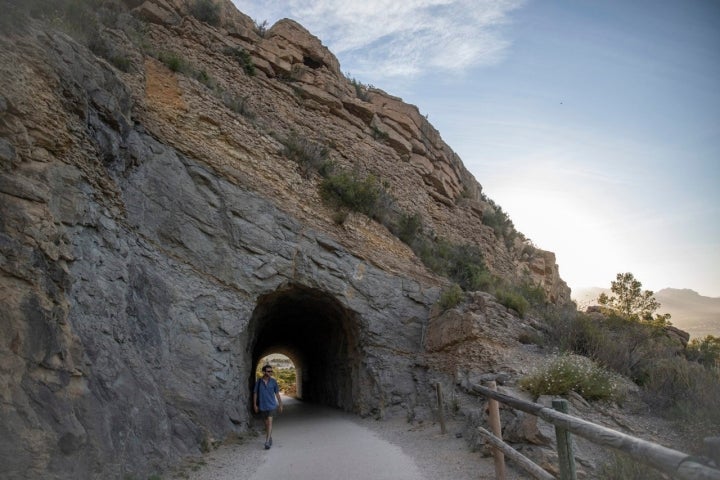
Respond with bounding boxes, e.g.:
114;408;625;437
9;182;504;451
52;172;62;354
231;0;720;298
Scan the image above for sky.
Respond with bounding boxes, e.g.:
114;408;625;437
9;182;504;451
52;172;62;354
231;0;720;298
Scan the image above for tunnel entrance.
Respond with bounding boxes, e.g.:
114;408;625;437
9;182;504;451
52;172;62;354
256;353;297;397
248;284;362;412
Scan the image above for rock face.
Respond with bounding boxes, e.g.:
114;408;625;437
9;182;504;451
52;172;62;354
0;1;570;478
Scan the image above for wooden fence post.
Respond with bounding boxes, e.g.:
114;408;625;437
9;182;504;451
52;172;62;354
435;382;447;434
469;383;720;480
477;427;555;480
487;381;507;480
553;398;576;480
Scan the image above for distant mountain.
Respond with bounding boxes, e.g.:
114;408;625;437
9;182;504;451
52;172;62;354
572;287;720;339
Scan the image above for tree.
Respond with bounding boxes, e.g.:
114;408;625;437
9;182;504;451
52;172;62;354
597;272;671;325
686;335;720;370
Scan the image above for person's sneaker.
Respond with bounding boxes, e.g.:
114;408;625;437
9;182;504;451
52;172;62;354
264;441;270;450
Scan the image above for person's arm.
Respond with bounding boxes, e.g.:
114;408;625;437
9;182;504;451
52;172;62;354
274;380;283;413
276;391;283;413
253;383;259;413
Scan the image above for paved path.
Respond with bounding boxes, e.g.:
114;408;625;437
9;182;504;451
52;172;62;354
247;397;426;480
182;396;525;480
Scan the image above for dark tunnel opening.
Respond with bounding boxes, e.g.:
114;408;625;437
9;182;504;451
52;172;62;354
248;284;362;412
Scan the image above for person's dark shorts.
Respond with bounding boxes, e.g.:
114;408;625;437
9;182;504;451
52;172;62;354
259;409;276;419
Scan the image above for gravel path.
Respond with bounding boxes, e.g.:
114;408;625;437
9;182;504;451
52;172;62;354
175;396;529;480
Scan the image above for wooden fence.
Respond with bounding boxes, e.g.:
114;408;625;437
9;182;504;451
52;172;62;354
463;382;720;480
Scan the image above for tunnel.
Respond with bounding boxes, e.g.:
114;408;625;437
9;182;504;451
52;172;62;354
247;283;362;412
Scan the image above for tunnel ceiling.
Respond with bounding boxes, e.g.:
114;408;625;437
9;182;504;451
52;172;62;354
249;284;361;410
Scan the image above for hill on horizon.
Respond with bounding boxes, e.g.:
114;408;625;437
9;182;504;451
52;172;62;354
573;287;720;339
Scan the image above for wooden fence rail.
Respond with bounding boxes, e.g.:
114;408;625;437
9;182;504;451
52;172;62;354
468;383;720;480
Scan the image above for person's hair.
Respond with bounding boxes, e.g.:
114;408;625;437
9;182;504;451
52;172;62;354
262;364;272;372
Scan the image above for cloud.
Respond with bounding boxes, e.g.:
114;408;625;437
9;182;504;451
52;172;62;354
232;0;524;80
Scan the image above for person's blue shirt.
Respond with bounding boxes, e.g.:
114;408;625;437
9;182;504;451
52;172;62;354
254;377;279;411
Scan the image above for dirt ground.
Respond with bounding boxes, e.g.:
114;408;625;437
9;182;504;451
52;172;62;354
172;396;530;480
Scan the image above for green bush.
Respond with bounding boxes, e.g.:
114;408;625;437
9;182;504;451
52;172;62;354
223;46;256;76
108;55;132;72
481;200;515;239
541;308;720;438
438;284;463;311
158;51;187;73
640;356;720;423
279;133;331;178
495;289;529;317
193;69;217;89
320;171;389;220
410;236;491;292
371;125;389;142
189;0;220;26
393;212;423;245
445;244;489;291
518;329;544;346
350;77;371;102
518;281;547;307
543;310;677;382
542;308;597;354
519;354;623;401
686;335;720;369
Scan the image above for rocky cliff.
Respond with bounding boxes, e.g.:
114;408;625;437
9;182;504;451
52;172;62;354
0;0;570;478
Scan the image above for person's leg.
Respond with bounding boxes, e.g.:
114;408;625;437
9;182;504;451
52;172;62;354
262;413;274;449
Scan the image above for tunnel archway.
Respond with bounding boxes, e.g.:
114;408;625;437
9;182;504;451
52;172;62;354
247;284;362;412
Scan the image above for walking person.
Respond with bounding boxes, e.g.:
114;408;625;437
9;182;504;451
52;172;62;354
253;364;283;449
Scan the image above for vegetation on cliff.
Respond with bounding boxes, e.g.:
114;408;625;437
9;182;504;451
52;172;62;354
526;272;720;445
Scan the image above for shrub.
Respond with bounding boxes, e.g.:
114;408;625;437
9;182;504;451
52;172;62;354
158;51;187;73
279;133;331;178
518;329;544;346
371;125;389;142
543;310;677;382
640;356;720;424
221;92;254;118
393;212;423;245
223;46;256;76
254;19;268;37
189;0;220;26
193;69;217;89
519;354;623;401
108;55;132;72
320;171;388;220
518;281;547;307
331;209;350;225
350;77;371;102
410;237;491;292
686;335;720;369
481;201;515;239
495;289;529;317
541;307;720;441
438;284;463;311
